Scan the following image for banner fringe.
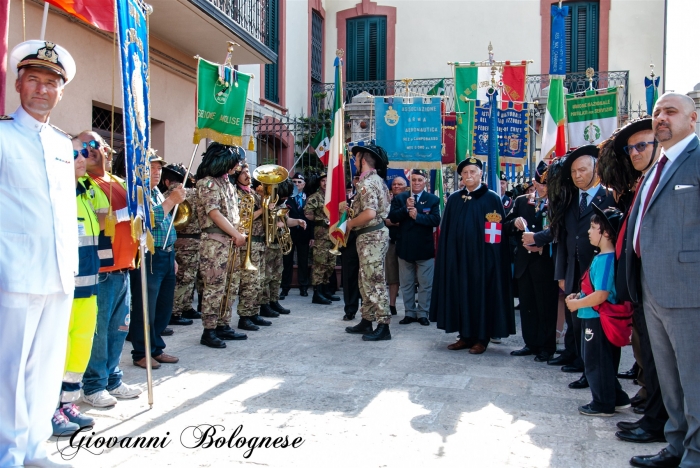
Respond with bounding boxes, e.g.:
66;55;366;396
193;128;243;146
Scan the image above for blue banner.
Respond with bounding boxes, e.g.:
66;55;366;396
117;0;152;234
487;91;500;193
374;96;442;168
473;103;529;159
645;76;660;115
550;5;569;75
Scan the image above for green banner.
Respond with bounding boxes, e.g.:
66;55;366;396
193;58;251;145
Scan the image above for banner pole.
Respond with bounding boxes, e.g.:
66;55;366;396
138;233;154;409
39;2;49;40
163;143;199;246
289;143;310;174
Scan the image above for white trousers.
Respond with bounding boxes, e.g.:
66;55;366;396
0;288;72;467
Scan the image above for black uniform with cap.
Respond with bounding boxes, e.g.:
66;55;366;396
282;172;312;296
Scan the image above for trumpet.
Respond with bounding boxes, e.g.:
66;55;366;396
252;164;289;247
274;206;293;255
219;192;256;317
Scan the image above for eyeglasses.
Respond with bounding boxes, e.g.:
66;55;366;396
82;140;103;150
73;148;89;160
623;141;655;155
293;180;304;185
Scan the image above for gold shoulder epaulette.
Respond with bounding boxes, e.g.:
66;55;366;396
49;124;71;138
0;115;14;121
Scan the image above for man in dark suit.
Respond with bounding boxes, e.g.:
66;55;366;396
504;162;559;362
628;93;700;468
389;169;441;326
281;173;312;298
548;145;616;390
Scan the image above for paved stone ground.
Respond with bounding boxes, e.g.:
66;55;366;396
47;292;663;467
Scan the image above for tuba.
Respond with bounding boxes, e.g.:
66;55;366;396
252;164;289;246
275;206;293;255
219;192;256;317
173;199;195;231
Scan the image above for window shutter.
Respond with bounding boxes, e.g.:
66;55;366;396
265;0;279;103
346;16;387;82
311;11;323;83
561;1;599;74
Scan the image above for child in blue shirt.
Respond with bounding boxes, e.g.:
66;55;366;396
565;205;631;417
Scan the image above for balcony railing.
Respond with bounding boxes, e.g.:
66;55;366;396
311;70;629;118
197;0;270;47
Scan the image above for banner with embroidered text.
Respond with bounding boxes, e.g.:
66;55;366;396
472;101;529;165
566;87;618;148
374;96;442;169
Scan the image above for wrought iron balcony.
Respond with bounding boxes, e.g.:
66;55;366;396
310;70;629;118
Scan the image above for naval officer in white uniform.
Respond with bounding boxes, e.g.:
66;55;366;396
0;40;78;467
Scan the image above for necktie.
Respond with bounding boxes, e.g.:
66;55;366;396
297;194;303;208
414;194;419;204
634;155;669;256
579;192;588;216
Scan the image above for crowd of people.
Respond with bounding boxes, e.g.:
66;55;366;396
1;39;699;468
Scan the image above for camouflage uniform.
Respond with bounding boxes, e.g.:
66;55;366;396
352;169;391;324
305;190;335;286
260;240;283;304
164;186;201;317
196;175;240;330
236;187;264;317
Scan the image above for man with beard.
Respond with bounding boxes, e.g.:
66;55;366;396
430;158;515;354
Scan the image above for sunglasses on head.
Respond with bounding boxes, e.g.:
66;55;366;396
82;140;103;150
623;141;655;155
73;148;89;159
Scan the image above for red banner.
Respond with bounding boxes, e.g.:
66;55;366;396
501;62;527;110
441;113;456;165
46;0;115;32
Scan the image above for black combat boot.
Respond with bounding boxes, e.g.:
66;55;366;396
201;329;227;348
183;308;202;319
238;317;260;331
259;304;280;318
270;301;290;315
312;286;332;305
362;323;391;341
322;284;340;301
215;325;247;340
250;314;272;326
345;318;373;334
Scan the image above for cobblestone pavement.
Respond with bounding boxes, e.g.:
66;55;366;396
47;291;661;467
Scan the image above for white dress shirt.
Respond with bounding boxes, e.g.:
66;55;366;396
0;106;78;295
633;132;697;251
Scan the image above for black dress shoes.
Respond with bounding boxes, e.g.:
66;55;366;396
616;427;666;444
561;364;585;373
182;308;202;319
160;328;174;336
390;305;397;315
279;289;289;299
399;316;416;324
618;363;639;380
418;317;430;326
534;352;553;362
299;287;309;297
631;395;647;408
547;354;575;366
630;448;681;468
617;419;642;431
510;346;533;356
568;376;589;389
169;315;193;326
634;405;647;414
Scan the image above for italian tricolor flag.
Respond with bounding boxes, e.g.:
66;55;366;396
324;56;347;246
310;127;330;166
540;75;567;160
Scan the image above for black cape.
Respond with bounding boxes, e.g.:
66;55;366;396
429;185;515;339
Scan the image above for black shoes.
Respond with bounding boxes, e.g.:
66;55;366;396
362;323;391;341
617;420;642;431
569;376;589;389
215;325;247;340
160;328;174;336
312;287;332;305
578;403;614;417
169;315;193;326
618;363;639;380
250;314;271;326
182;308;202;319
630;448;681;467
547;354;575;366
562;364;585;373
631;395;647;408
259;304;280;318
342;313;356;321
399;316;416;324
238;317;260;331
390;305;397;315
534;352;553;362
322;284;340;301
346;318;373;334
510;346;533;356
418;317;430;326
269;301;290;314
299;287;309;297
615;427;666;444
201;329;226;348
279;289;289;300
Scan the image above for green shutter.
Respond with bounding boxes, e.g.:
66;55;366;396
265;0;279;103
561;1;599;73
346;16;386;82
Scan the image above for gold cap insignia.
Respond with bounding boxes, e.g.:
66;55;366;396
37;42;59;64
485;211;502;223
468;157;477;163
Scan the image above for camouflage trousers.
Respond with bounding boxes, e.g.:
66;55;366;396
260;245;283;304
237;241;264;317
199;237;240;329
173;238;200;315
311;236;335;286
356;228;391;324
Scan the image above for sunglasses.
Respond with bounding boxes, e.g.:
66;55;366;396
623;141;655;155
73;148;89;160
293;180;304;184
82;140;103;150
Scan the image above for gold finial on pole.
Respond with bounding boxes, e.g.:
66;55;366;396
401;78;413;97
336;49;345;59
650;62;656;79
585;67;595;90
488;42;498;88
224;41;240;67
